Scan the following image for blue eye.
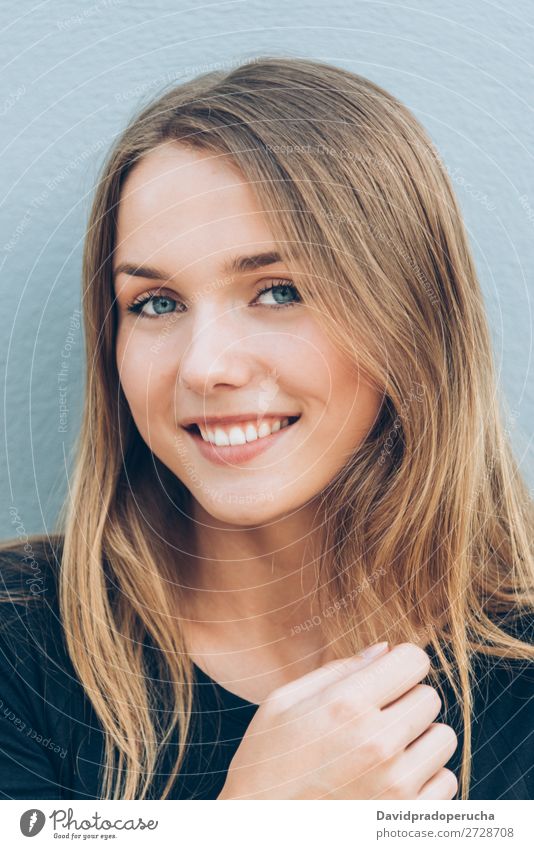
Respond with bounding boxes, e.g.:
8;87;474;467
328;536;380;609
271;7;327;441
253;280;301;309
126;292;181;318
125;279;301;319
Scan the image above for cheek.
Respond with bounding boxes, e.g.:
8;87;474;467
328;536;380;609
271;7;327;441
333;368;382;440
115;329;175;425
310;335;382;438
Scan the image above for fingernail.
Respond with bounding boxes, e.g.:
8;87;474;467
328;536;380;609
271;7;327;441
358;641;389;660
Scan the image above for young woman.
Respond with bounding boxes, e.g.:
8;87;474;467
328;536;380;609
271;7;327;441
1;56;533;802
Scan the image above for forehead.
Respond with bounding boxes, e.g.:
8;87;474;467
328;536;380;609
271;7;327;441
115;144;275;261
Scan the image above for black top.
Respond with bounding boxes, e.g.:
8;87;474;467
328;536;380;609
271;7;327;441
0;546;533;800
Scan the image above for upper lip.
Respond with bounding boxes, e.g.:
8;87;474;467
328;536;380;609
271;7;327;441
180;412;301;428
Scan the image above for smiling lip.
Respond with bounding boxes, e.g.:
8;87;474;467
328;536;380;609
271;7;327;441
182;416;300;466
180;412;299;428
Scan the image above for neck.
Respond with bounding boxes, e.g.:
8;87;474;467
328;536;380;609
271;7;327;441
179;497;326;636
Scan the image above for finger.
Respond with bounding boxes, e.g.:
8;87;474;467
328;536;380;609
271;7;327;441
267;644;390;708
380;684;442;751
399;722;458;792
343;643;431;710
417;767;458;800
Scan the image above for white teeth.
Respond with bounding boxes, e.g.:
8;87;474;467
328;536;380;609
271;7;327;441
245;423;258;442
195;416;295;446
228;426;247;446
257;420;272;438
213;427;230;446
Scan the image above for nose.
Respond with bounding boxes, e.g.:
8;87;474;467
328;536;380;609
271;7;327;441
178;306;254;393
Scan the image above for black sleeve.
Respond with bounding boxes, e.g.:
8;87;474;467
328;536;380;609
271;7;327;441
469;612;534;800
0;588;62;799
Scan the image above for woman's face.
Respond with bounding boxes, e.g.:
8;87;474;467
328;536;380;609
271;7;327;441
114;143;383;524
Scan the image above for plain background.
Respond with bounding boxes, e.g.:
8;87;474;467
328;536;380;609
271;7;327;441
1;0;533;538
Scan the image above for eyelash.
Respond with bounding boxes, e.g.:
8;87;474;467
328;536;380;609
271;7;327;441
125;279;302;318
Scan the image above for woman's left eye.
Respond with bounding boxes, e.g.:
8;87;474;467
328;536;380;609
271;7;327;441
125;279;302;319
253;279;302;309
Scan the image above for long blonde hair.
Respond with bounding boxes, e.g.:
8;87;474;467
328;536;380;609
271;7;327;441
2;56;533;800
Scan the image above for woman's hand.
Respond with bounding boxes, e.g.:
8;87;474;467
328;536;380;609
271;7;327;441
217;642;458;800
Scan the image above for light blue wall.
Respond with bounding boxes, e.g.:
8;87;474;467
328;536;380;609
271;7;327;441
1;0;533;537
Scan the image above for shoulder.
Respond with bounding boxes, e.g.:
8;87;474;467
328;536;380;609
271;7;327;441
492;607;534;645
471;608;534;711
0;536;98;799
0;535;66;673
473;608;534;690
467;609;534;799
0;533;85;731
0;534;63;601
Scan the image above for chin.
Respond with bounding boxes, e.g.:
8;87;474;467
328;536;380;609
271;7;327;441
196;492;282;526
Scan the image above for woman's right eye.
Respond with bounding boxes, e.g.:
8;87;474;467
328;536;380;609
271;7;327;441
126;290;182;318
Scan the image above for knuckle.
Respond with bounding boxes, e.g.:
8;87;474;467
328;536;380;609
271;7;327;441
384;764;414;799
354;732;392;767
326;691;360;725
263;686;291;716
326;682;370;723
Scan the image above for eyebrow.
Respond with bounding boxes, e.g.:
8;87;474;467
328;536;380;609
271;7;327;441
113;251;283;281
